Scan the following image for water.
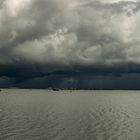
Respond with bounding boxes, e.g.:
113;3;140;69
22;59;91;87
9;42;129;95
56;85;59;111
0;90;140;140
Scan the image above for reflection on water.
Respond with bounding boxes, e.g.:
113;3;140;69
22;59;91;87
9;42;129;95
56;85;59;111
0;89;140;140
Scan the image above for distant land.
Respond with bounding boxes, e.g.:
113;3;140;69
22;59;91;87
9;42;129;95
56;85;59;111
1;87;140;90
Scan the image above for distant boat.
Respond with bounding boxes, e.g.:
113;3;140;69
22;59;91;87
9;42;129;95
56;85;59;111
52;88;59;91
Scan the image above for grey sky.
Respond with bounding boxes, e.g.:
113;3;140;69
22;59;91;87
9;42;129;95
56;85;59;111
0;0;139;66
0;0;140;89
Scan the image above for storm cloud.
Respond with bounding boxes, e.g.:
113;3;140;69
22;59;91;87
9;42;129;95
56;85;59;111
0;0;140;89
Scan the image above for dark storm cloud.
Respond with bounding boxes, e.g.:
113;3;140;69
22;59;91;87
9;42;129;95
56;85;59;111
1;63;140;89
0;0;140;88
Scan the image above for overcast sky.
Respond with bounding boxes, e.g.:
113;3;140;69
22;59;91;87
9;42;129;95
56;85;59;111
0;0;140;89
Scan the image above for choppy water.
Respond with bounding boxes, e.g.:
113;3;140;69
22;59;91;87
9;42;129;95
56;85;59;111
0;90;140;140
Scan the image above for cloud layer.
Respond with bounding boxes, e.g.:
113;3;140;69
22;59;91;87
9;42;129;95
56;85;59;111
0;0;140;66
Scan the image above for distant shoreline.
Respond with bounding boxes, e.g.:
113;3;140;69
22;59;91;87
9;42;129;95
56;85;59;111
1;88;140;91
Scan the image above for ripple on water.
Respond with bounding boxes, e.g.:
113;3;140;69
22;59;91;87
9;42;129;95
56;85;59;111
0;90;140;140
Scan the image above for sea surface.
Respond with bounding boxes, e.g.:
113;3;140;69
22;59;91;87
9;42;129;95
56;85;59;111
0;89;140;140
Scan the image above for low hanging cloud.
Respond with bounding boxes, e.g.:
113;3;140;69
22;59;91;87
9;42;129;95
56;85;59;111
0;0;140;88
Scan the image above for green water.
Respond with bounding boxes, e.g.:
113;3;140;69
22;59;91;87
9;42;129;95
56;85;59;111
0;89;140;140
